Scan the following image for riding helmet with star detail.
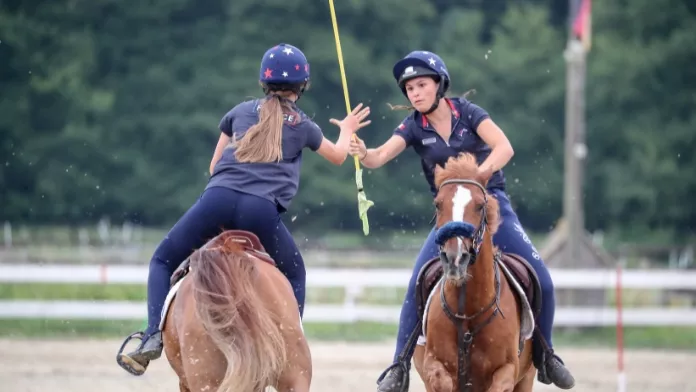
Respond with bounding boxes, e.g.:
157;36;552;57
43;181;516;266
392;50;450;97
259;43;310;86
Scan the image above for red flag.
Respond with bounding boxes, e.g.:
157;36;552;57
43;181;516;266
572;0;592;52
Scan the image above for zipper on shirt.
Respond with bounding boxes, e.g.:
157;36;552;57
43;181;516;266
423;117;461;147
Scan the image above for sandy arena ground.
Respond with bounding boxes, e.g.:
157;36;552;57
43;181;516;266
0;339;694;391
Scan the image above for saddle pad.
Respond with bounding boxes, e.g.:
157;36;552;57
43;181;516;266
159;275;186;331
497;261;535;341
159;272;305;336
417;276;443;346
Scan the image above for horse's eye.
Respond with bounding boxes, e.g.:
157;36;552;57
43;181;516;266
434;201;442;210
477;203;485;212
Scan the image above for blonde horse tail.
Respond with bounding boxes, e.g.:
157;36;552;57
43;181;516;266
191;247;287;392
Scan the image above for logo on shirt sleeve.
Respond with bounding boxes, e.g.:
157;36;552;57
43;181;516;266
456;127;469;137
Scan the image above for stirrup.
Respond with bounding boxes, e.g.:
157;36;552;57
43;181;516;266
531;326;553;383
535;345;565;385
377;320;421;391
116;331;148;376
376;361;410;392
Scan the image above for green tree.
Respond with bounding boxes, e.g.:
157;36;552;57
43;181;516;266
584;0;696;237
0;0;694;243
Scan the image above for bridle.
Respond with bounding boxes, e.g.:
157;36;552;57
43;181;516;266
432;178;503;392
434;179;489;261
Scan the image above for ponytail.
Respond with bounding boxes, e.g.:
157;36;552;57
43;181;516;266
386;103;415;112
233;95;289;163
386;89;477;113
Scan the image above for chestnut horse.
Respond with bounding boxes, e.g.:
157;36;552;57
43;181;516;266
413;153;540;392
160;230;312;392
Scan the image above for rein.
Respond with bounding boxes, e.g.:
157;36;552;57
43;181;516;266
434;178;504;392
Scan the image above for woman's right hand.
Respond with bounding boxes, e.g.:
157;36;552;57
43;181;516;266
349;135;367;159
329;103;371;134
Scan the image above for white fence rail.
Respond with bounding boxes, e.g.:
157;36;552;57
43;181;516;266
1;300;696;326
4;263;696;288
2;264;696;326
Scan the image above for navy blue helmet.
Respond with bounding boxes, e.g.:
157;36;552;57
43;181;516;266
392;50;450;96
259;43;310;85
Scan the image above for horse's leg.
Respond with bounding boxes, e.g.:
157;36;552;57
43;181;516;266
512;366;536;392
162;303;189;388
413;345;428;386
164;308;193;392
414;345;423;374
275;356;311;392
174;282;227;392
275;326;312;392
514;340;535;392
422;349;453;392
486;363;516;392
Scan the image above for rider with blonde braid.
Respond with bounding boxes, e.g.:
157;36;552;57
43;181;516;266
117;43;371;376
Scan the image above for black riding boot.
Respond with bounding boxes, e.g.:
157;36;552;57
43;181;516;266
376;361;410;392
537;350;576;389
117;331;163;376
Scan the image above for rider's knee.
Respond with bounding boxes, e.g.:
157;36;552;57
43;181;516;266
150;237;190;270
524;255;555;297
295;264;307;281
535;266;555;300
149;253;175;277
406;268;420;296
540;275;555;297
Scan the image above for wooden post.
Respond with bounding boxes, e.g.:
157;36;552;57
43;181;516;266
563;0;588;266
542;0;608;309
563;38;587;266
3;222;11;248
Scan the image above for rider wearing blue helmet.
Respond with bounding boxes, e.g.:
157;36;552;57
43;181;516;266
349;51;575;391
117;43;371;376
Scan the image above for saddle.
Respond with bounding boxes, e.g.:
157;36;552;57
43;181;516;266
169;230;276;287
414;251;543;329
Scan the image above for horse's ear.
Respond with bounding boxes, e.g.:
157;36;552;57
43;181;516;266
434;163;445;178
433;163;445;188
477;165;494;185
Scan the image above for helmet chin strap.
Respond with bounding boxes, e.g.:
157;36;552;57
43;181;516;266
294;82;307;102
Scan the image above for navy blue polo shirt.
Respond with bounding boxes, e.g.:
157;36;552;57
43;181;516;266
206;98;324;212
393;97;506;195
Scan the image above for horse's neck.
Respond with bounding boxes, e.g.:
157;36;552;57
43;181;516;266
445;236;497;310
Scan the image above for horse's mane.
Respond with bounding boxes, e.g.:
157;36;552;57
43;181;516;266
434;153;480;188
434;153;501;234
189;230;287;392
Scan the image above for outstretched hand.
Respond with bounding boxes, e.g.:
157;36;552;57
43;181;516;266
329;103;371;133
